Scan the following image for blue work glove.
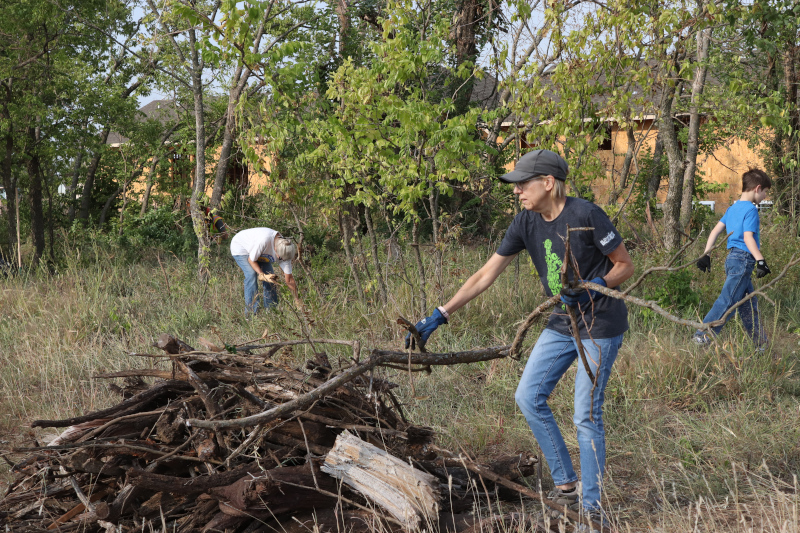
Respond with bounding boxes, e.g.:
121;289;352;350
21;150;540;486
560;277;607;307
404;308;448;350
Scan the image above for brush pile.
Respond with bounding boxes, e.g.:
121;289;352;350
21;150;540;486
0;334;538;533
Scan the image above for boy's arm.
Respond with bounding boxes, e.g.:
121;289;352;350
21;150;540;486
743;232;764;261
702;221;727;254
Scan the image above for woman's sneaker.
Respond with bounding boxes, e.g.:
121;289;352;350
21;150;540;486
575;510;607;533
546;487;580;518
692;333;712;347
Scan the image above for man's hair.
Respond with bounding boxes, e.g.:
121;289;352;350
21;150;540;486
742;168;771;192
274;237;298;261
552;178;566;200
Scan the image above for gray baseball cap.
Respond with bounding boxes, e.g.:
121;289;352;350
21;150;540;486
499;149;569;182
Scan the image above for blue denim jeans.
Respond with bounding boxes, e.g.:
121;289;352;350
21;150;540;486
696;248;765;343
515;328;623;512
232;255;278;314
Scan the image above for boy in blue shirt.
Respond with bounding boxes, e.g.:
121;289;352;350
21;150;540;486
694;168;772;346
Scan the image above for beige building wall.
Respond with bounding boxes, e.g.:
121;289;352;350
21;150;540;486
129;143;276;201
501;119;765;214
593;119;764;212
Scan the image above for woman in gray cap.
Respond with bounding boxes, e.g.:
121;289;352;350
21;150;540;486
405;149;633;528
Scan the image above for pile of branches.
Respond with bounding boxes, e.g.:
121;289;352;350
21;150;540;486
0;334;543;533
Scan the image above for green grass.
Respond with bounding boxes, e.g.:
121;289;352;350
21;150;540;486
1;232;800;531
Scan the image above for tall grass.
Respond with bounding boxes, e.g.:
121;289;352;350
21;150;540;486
1;230;799;531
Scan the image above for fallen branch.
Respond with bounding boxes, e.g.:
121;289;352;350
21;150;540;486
188;346;512;430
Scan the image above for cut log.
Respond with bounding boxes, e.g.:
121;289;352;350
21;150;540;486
322;430;440;529
154;334;196;354
206;464;337;517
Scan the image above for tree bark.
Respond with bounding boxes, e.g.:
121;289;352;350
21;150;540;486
99;186;123;227
363;206;387;303
188;27;211;283
411;220;426;316
66;148;84;221
646;129;664;201
335;0;350;56
77;128;110;223
679;26;712;230
1;108;16;256
139;153;160;216
659;60;686;250
338;210;365;304
609;126;636;204
449;0;482;115
76;79;143;224
25;126;45;264
781;41;800;217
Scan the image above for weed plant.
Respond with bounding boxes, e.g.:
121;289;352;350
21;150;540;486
0;225;799;531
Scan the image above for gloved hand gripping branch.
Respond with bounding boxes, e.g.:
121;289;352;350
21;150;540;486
404;308;448;350
696;254;712;273
559;277;607;308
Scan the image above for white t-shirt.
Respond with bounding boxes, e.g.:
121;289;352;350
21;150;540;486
230;227;293;274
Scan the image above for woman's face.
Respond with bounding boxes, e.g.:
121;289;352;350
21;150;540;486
513;175;555;212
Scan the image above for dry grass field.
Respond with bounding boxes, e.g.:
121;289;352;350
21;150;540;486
1;225;799;531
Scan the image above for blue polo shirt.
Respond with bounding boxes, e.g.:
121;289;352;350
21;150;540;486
721;200;760;253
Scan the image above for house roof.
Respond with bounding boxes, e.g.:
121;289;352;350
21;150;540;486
107;99;181;147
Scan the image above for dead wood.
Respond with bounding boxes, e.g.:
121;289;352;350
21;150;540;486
154;334;196;354
31;381;193;428
206;464;338;515
323;431;440;529
5;333;549;532
127;463;262;495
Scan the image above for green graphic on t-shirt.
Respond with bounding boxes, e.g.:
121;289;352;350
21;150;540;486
543;239;562;295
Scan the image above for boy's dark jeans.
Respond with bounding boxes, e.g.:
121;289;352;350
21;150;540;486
696;248;766;344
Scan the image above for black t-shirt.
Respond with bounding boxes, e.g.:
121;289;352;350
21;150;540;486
496;197;628;339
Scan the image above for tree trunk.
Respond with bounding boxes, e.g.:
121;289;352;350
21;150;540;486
25;126;45;264
679;26;712;231
2;123;16;257
338;210;365;304
411;220;426;316
42;165;54;262
77;128;111;223
646;130;664;201
781;41;800;217
449;0;481;115
335;0;350;56
428;185;439;245
188;27;211;284
66;148;84;221
139;153;160;216
363;206;387;304
659;65;686;250
76;79;142;224
99;186;123;226
609;126;636;204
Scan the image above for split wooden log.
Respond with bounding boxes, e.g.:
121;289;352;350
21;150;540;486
322;430;440;530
